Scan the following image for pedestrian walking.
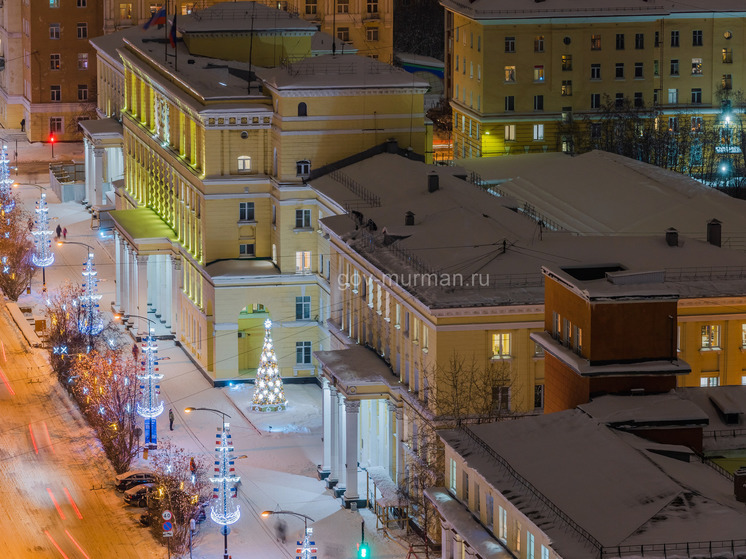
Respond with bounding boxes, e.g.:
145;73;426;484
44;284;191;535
169;408;175;430
62;227;67;239
275;518;287;544
20;119;24;132
132;343;139;361
55;224;62;239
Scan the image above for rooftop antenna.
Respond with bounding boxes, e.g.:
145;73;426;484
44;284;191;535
247;2;256;94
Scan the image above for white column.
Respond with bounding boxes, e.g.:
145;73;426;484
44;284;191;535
83;138;92;203
146;253;155;311
395;406;404;485
122;242;131;314
136;253;149;336
93;147;104;206
169;255;181;333
113;231;122;313
343;399;360;502
322;378;332;474
337;394;346;491
441;523;453;559
163;255;172;328
370;400;379;467
328;386;339;485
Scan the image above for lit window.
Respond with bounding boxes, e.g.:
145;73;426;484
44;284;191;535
449;459;457;493
50;54;60;70
723;48;732;64
742;324;746;347
668;117;678;133
701;325;721;349
50;0;59;7
78;53;88;70
239;202;254;221
533;65;544;82
492;333;511;358
700;376;720;387
527;532;535;559
119;3;133;19
533;124;544;141
295;252;311;274
504;124;515;141
692;58;702;75
722;74;733;90
668;88;678;104
504;66;516;82
691;116;703;131
591;34;601;50
561;55;572;71
237;156;252;172
561;80;572;96
295;209;311;228
534;35;544;52
295;295;311;319
498;506;507;541
296;341;312;364
541;546;550;559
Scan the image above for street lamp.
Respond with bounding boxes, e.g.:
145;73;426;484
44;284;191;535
115;313;163;448
184;407;240;559
261;510;316;558
57;240;103;349
14;182;55;293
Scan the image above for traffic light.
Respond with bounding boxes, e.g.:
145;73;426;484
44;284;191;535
357;541;369;558
48;134;55;144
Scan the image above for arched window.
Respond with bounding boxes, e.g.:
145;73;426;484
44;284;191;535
237;155;251;172
297;102;307;117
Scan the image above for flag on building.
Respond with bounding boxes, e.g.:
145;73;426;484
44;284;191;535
143;6;167;30
169;11;178;48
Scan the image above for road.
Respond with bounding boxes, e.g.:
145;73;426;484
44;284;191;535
0;303;158;558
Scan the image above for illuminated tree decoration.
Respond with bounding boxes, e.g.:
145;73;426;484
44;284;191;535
78;252;104;336
0;145;14;213
250;319;287;412
210;423;241;526
136;333;164;419
31;193;54;267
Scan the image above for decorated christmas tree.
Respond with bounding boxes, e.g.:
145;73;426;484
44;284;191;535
0;145;15;213
250;319;287;412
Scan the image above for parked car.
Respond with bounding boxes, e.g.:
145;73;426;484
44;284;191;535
115;470;155;492
123;483;155;507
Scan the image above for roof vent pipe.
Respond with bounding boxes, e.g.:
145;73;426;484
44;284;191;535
405;211;415;226
707;219;722;247
428;173;439;193
665;228;678;247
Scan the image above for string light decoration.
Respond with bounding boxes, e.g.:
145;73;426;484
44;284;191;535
210;423;241;526
31;193;54;268
78;251;104;336
136;331;163;447
250;319;287;412
0;145;15;213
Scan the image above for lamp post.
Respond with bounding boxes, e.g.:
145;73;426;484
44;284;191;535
184;407;240;559
57;240;103;350
14;182;54;293
115;313;163;448
261;510;316;557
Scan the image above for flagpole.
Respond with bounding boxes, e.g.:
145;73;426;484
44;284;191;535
164;0;168;63
174;7;178;73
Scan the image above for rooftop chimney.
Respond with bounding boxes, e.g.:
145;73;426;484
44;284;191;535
707;219;722;247
405;211;415;226
665;227;678;247
428;173;439;193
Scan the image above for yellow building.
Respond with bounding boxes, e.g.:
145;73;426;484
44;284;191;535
440;0;746;159
90;1;428;383
0;0;101;141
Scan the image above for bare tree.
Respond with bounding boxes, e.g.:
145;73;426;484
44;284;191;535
43;282;89;381
0;198;36;301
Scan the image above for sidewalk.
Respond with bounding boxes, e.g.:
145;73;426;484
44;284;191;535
11;157;410;558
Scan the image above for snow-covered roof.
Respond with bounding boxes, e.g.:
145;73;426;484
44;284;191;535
314;345;398;388
78;118;123;138
312;152;746;309
579;392;709;427
178;1;317;33
440;0;746;21
439;410;746;558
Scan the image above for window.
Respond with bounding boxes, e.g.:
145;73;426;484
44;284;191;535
486;494;494;527
504;124;515;141
669;117;678;133
454;55;459;72
296;341;312;364
492;333;511;358
77;0;87;5
469;62;474;79
449;459;457;493
654;60;659;76
615;93;624;108
591;123;601;138
701;376;720;387
561;80;572;96
181;4;193;14
591;93;601;109
305;0;317;14
367;0;378;13
692;58;702;75
295;296;311;319
591;34;601;50
296;160;311;176
296;251;312;274
671;30;679;47
337;27;349;42
590;64;600;80
366;28;378;41
504;96;515;112
50;54;60;70
692;116;703;131
237;156;252;173
50;23;60;39
655;31;660;46
498;506;507;541
670;59;679;76
297;102;307;117
239;202;254;221
239;243;254;256
527;532;535;559
634;92;643;107
634;62;643;78
50;85;61;102
742;324;746;347
533;65;544;82
504;66;516;82
561;55;572;71
295;209;311;229
723;48;732;64
50;117;63;133
722;74;732;90
615;63;624;79
77;84;88;101
691;88;702;104
534;35;544;52
77;22;88;39
534;385;545;409
50;0;59;7
337;0;349;12
541;546;550;559
505;36;515;53
635;33;644;49
701;325;721;349
475;483;481;513
477;36;481;52
616;33;625;50
493;386;510;411
534;95;543;111
119;3;133;19
692;30;703;46
462;471;469;501
533;124;544;141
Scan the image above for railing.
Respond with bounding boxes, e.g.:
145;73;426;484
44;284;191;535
699;455;734;481
601;539;746;558
448;1;663;16
664;266;746;282
459;425;603;553
703;427;746;439
330;169;381;207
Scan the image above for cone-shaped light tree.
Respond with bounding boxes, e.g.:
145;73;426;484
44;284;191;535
0;145;15;213
250;319;287;412
78;251;104;338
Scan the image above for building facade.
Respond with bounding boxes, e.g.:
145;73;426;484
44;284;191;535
440;0;746;159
